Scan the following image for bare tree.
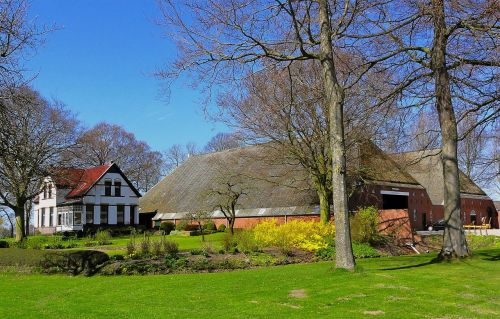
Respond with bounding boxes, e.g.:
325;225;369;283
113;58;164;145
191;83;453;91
217;60;399;223
0;206;14;237
204;132;243;153
68;122;164;193
0;86;78;241
356;0;499;259
0;0;49;88
186;210;211;241
207;179;247;236
162;143;199;174
155;0;394;269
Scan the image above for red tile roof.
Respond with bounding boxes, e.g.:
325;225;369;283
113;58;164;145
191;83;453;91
52;164;112;199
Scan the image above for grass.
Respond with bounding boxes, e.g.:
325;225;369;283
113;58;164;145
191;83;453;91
3;232;225;254
0;249;498;318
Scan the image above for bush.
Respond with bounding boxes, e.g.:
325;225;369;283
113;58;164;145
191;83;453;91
176;220;189;231
163;239;179;257
140;236;151;255
0;240;8;248
160;222;176;235
94;230;112;246
253;219;335;254
234;230;259;253
203;221;217;232
218;224;227;232
350;206;380;244
126;239;136;255
151;239;163;256
201;242;216;255
316;242;380;260
222;232;237;252
467;235;500;250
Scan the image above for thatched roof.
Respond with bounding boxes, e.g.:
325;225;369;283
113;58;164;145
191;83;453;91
390;149;486;205
140;141;419;216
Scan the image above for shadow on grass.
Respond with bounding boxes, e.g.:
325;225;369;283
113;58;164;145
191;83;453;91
379;248;500;271
475;249;500;262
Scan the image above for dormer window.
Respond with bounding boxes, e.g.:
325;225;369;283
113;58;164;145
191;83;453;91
114;180;121;197
48;184;52;198
104;180;112;196
43;185;47;199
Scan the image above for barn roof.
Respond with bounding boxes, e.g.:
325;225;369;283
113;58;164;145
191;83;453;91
140;140;420;215
389;149;487;205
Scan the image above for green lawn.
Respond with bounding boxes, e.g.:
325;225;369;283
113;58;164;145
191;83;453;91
1;249;498;319
3;232;225;255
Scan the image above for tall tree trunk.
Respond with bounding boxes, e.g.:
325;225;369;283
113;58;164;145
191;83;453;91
14;205;26;242
313;176;331;223
431;0;469;259
318;0;355;270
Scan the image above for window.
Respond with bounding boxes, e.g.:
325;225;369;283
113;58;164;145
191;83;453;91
104;180;112;196
74;206;82;225
43;185;47;199
114;180;121;197
86;204;94;224
49;207;54;227
100;205;108;224
58;212;62;225
41;208;45;227
48;184;52;198
117;205;124;224
470;210;477;225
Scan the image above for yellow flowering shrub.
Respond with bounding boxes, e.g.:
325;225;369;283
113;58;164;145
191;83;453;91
253;219;335;253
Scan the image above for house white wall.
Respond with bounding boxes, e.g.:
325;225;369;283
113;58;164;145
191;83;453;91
34;168;140;233
82;172;139;225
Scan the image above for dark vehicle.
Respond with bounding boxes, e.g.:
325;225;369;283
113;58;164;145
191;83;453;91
431;220;446;231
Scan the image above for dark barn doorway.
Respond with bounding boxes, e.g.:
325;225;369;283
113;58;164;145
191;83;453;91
382;194;409;210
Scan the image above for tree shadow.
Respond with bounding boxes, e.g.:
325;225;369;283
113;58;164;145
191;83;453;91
379;257;440;271
40;250;109;276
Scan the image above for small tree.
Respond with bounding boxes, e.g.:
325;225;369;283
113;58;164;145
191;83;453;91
208;179;247;236
0;207;14;238
186;210;211;242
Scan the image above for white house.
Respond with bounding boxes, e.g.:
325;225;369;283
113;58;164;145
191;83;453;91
34;163;141;234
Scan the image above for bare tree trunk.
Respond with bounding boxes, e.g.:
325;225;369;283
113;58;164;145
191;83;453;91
14;205;26;242
431;0;469;259
317;183;330;223
228;217;235;236
318;0;355;270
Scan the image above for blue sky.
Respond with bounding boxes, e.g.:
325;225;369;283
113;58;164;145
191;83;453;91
26;0;228;152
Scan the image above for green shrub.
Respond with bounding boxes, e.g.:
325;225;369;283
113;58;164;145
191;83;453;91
126;239;136;255
160;222;176;235
190;248;203;255
201;242;216;255
176;220;189;231
222;232;237;252
151;239;163;256
350;206;380;244
0;240;8;248
162;239;179;257
95;230;112;245
165;255;186;269
316;242;380;260
203;221;217;232
235;230;259;253
140;236;151;255
467;235;500;250
218;224;227;232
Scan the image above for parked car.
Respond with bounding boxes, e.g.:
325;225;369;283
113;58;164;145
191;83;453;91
431;220;446;231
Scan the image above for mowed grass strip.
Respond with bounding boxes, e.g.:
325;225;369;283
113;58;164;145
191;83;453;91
0;249;499;319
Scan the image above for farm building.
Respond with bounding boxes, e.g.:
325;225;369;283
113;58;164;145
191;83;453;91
139;141;497;233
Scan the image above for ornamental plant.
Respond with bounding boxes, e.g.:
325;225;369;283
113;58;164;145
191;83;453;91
253;219;335;254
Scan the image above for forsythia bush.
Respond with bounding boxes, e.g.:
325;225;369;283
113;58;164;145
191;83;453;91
253;219;335;253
